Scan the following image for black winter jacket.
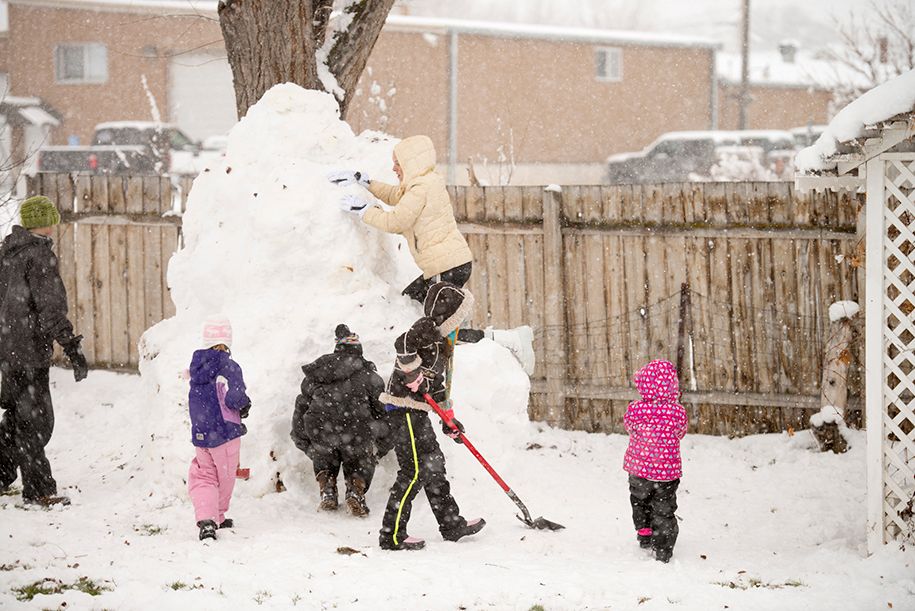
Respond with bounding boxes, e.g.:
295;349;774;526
290;343;389;456
0;226;76;368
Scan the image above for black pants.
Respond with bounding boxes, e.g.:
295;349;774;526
309;437;376;490
0;366;57;501
401;262;484;343
380;410;465;543
629;475;679;555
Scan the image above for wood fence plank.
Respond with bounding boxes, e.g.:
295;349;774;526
582;185;603;224
108;222;130;367
74;223;95;363
126;177;144;214
75;175;92;213
584;234;610;385
159;176;173;214
708;235;735;435
485;186;505;223
142;177;161;215
91;224;112;365
467;234;490;329
521;186;543;222
465;186;485;223
603;234;629;386
524;234;545;380
486;232;509;328
505;235;525;327
143;227;164;330
56;174;75;213
503;187;523;223
564;234;587;384
602;185;623;223
622;235;648;370
108;177;127;214
126;226;146;367
88;176;109;213
768;182;792;226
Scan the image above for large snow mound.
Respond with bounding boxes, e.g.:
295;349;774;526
796;69;915;172
138;84;530;498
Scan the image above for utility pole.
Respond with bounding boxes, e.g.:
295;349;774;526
738;0;751;130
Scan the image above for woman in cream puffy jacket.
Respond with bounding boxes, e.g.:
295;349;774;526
334;135;473;303
330;135;535;374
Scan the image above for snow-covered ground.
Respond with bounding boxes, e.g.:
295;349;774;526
0;365;913;610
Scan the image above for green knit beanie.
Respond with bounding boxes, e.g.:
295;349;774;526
20;196;61;229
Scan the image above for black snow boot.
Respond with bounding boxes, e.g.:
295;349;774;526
345;477;370;518
198;520;217;541
379;534;426;551
655;549;672;563
23;495;70;508
218;518;234;529
316;470;338;511
441;518;486;542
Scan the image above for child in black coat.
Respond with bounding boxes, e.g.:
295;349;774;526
291;324;390;517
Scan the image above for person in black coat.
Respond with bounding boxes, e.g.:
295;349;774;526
291;324;390;517
0;196;88;507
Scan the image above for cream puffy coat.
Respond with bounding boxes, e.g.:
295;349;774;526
363;136;472;279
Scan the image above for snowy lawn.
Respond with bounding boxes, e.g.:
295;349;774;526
0;368;913;610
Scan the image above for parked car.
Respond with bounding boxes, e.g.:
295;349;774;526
37;121;201;176
606;129;795;183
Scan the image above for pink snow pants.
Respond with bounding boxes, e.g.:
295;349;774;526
188;437;241;524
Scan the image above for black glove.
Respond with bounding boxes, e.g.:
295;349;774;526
239;403;251;419
441;417;465;444
61;335;88;382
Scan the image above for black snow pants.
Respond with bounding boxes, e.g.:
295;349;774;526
309;434;376;490
380;409;466;544
401;262;484;343
629;475;680;556
0;366;57;501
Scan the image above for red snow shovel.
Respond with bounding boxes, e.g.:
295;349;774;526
423;394;565;531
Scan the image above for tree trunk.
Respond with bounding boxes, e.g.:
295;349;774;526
218;0;394;120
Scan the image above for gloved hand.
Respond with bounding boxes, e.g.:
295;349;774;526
440;409;465;444
239;403;251;419
339;194;373;218
327;170;370;188
62;336;88;382
405;371;425;393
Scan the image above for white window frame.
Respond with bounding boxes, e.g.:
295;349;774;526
595;46;623;82
54;43;108;84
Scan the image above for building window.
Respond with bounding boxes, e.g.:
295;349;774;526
595;47;622;82
55;44;108;84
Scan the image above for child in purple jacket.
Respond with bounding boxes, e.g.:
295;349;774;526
187;317;251;541
623;359;688;563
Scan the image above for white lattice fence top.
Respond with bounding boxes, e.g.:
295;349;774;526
881;156;915;543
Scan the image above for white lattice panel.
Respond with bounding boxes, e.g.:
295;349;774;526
870;154;915;549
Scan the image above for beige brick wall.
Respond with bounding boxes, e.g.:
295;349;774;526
717;83;833;130
7;3;218;144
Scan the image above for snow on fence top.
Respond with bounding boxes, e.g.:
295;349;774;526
795;69;915;173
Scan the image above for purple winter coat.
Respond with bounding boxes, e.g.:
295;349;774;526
188;348;251;448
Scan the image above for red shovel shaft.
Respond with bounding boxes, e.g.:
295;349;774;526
423;393;511;493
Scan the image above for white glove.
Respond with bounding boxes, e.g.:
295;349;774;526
339;194;374;218
327;170;370;188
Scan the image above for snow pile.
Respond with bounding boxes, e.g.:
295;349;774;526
829;300;860;322
810;405;847;428
796;69;915;172
137;83;529;499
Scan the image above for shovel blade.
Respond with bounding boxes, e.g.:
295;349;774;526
516;513;565;530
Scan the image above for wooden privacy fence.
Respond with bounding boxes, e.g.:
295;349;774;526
26;174;863;437
27;173;182;368
445;183;864;436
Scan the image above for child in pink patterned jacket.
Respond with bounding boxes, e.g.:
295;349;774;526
623;359;688;563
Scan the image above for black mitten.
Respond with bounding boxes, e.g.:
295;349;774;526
61;335;88;382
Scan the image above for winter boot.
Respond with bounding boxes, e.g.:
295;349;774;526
441;517;486;542
316;470;338;511
637;528;652;549
655;549;672;563
23;495;71;508
344;477;370;518
379;534;426;551
218;518;234;529
485;326;535;375
198;520;217;541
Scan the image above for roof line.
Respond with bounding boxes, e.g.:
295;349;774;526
7;0;720;49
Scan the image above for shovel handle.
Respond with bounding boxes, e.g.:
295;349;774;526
423;394;511;493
